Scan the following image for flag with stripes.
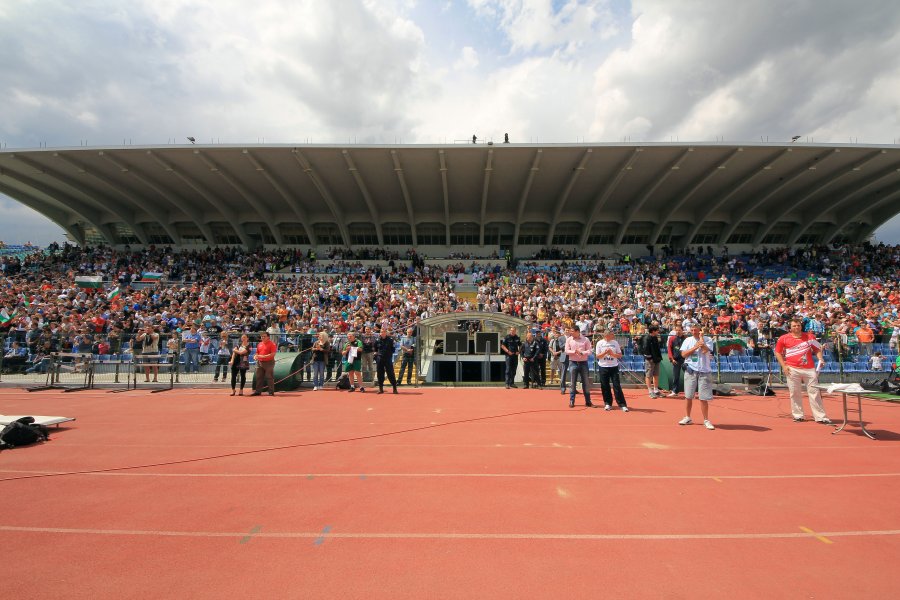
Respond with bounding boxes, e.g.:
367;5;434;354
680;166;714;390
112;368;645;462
75;275;103;289
107;287;121;301
0;308;17;324
140;271;164;282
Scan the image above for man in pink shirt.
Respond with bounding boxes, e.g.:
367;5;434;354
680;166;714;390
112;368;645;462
775;318;830;424
565;327;594;408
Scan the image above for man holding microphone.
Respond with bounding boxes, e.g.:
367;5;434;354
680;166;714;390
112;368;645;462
775;318;830;424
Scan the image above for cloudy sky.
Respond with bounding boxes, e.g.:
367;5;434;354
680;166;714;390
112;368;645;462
1;0;899;245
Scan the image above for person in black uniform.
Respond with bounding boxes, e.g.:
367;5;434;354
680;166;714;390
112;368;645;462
521;331;543;389
501;327;521;389
374;327;399;394
536;330;549;387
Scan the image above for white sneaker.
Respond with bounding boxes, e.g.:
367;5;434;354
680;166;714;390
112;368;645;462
604;405;612;411
678;416;693;425
313;386;319;391
704;420;715;430
621;406;629;412
667;391;677;398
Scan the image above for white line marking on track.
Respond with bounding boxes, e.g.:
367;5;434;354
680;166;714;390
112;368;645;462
0;525;898;541
2;470;899;480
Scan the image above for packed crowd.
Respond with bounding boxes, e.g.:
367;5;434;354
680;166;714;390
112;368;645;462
2;242;899;379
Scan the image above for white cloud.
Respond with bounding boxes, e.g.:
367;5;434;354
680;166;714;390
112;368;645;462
588;0;900;143
454;46;480;70
1;0;899;243
468;0;618;54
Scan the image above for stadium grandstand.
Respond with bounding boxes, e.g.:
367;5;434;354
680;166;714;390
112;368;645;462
1;142;899;253
2;141;900;389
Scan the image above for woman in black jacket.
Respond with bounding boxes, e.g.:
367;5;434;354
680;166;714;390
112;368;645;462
230;334;250;396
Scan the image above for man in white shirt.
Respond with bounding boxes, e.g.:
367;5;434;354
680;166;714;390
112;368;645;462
595;329;628;411
678;325;715;430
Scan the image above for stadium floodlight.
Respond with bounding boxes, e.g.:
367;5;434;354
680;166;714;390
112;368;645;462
791;135;801;142
187;136;196;144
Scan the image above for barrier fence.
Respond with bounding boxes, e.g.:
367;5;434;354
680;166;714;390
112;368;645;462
1;326;896;389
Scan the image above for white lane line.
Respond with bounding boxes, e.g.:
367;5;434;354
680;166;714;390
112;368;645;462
1;470;898;480
40;443;900;450
0;525;898;541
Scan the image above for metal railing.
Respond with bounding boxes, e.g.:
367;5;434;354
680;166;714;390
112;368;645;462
1;325;896;389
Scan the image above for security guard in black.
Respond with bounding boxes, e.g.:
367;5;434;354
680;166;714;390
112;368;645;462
501;327;521;388
374;328;398;394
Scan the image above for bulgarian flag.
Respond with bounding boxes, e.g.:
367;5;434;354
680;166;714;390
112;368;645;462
107;287;121;301
75;275;103;289
715;337;749;355
0;308;17;325
140;271;164;282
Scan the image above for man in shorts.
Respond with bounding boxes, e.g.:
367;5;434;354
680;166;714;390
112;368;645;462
678;325;715;430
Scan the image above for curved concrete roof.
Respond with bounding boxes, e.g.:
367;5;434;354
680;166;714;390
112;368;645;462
1;142;899;249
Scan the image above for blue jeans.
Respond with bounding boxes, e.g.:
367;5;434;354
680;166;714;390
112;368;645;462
568;361;592;405
559;359;569;391
312;361;326;388
184;348;200;373
505;355;518;386
398;355;415;384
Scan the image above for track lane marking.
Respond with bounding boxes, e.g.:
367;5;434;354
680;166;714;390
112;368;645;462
0;525;896;541
2;470;899;480
799;526;834;544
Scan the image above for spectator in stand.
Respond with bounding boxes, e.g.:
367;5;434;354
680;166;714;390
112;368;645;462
775;318;830;424
854;321;875;355
870;352;884;371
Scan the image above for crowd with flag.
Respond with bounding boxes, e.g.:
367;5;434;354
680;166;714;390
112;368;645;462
1;242;899;377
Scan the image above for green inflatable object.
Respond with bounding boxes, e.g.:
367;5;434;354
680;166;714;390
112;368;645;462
658;356;683;391
252;352;306;392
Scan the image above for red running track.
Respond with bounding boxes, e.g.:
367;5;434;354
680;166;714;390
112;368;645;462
0;385;898;599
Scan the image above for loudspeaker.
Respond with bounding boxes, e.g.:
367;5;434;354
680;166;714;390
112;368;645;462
444;332;469;355
475;332;500;354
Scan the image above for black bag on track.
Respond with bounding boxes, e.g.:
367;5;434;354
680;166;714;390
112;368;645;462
0;417;50;449
336;374;351;390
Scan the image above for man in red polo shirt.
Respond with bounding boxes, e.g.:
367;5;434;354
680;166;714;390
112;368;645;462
775;318;830;424
250;331;277;396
